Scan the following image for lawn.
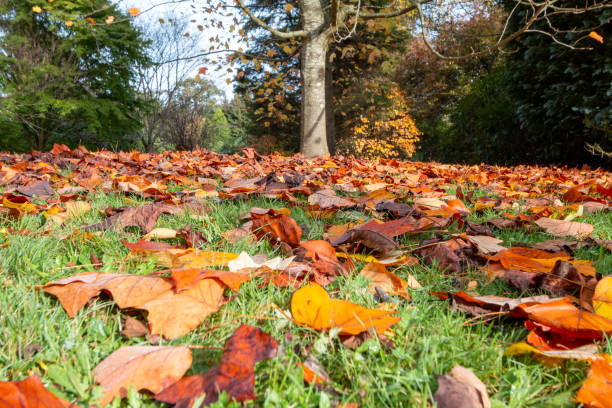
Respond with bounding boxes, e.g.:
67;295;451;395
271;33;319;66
0;148;610;407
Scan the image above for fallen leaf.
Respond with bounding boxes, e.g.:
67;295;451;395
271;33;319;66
250;210;302;247
575;358;612;408
0;374;71;407
85;203;179;234
360;262;421;299
155;324;278;407
512;297;612;340
143;228;178;240
41;272;225;339
170;268;251;292
308;189;353;209
593;277;612;320
94;345;192;405
298;355;331;385
466;235;505;254
122;316;150;338
434;365;491;408
535;217;594;238
291;283;400;335
506;342;601;367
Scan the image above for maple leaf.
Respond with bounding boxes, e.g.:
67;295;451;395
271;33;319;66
155;324;278;407
94;346;192;405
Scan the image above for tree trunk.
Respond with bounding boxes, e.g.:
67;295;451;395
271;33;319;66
325;52;335;155
299;0;329;157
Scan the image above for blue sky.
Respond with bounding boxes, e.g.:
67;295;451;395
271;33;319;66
120;0;240;98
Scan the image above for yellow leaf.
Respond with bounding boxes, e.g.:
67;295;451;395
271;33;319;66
594;277;612;319
32;6;42;13
291;283;400;335
285;3;294;12
105;15;115;24
64;21;73;27
128;8;140;17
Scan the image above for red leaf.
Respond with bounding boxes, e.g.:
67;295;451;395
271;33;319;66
155;324;278;407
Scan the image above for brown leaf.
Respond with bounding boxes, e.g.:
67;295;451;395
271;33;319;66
434;365;490;408
465;235;505;255
155;324;278;407
445;290;553;316
121;316;150;338
16;180;54;197
534;217;594;238
308;189;353;209
84;203;179;233
94;345;192;405
0;374;71;407
331;229;398;253
250;210;302;247
41;272;225;339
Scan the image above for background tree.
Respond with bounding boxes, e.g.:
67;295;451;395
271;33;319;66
0;0;149;151
132;12;203;152
230;0;610;157
234;0;420;156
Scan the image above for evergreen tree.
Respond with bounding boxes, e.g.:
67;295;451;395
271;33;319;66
0;0;150;151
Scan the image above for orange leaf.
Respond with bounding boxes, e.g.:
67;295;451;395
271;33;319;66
589;31;604;44
170;268;251;292
94;346;192;405
250;210;302;247
575;358;612;408
128;7;140;16
291;283;400;335
512;298;612;340
360;262;421;299
0;375;71;407
41;273;225;339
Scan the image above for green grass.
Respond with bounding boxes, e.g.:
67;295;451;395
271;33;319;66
0;190;609;407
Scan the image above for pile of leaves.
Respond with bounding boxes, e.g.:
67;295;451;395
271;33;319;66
0;144;610;407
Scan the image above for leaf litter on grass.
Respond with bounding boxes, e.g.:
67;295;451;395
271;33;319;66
0;144;610;406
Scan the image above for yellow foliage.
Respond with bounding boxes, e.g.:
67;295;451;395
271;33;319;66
339;87;420;159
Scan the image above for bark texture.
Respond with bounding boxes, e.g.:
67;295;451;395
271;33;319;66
299;0;329;157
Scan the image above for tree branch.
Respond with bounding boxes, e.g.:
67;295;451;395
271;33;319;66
234;0;307;39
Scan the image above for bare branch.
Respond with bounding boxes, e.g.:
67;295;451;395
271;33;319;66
234;0;307;39
357;1;431;19
415;0;549;60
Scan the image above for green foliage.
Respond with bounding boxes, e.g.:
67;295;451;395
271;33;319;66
417;2;612;166
501;2;612;165
0;0;150;151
